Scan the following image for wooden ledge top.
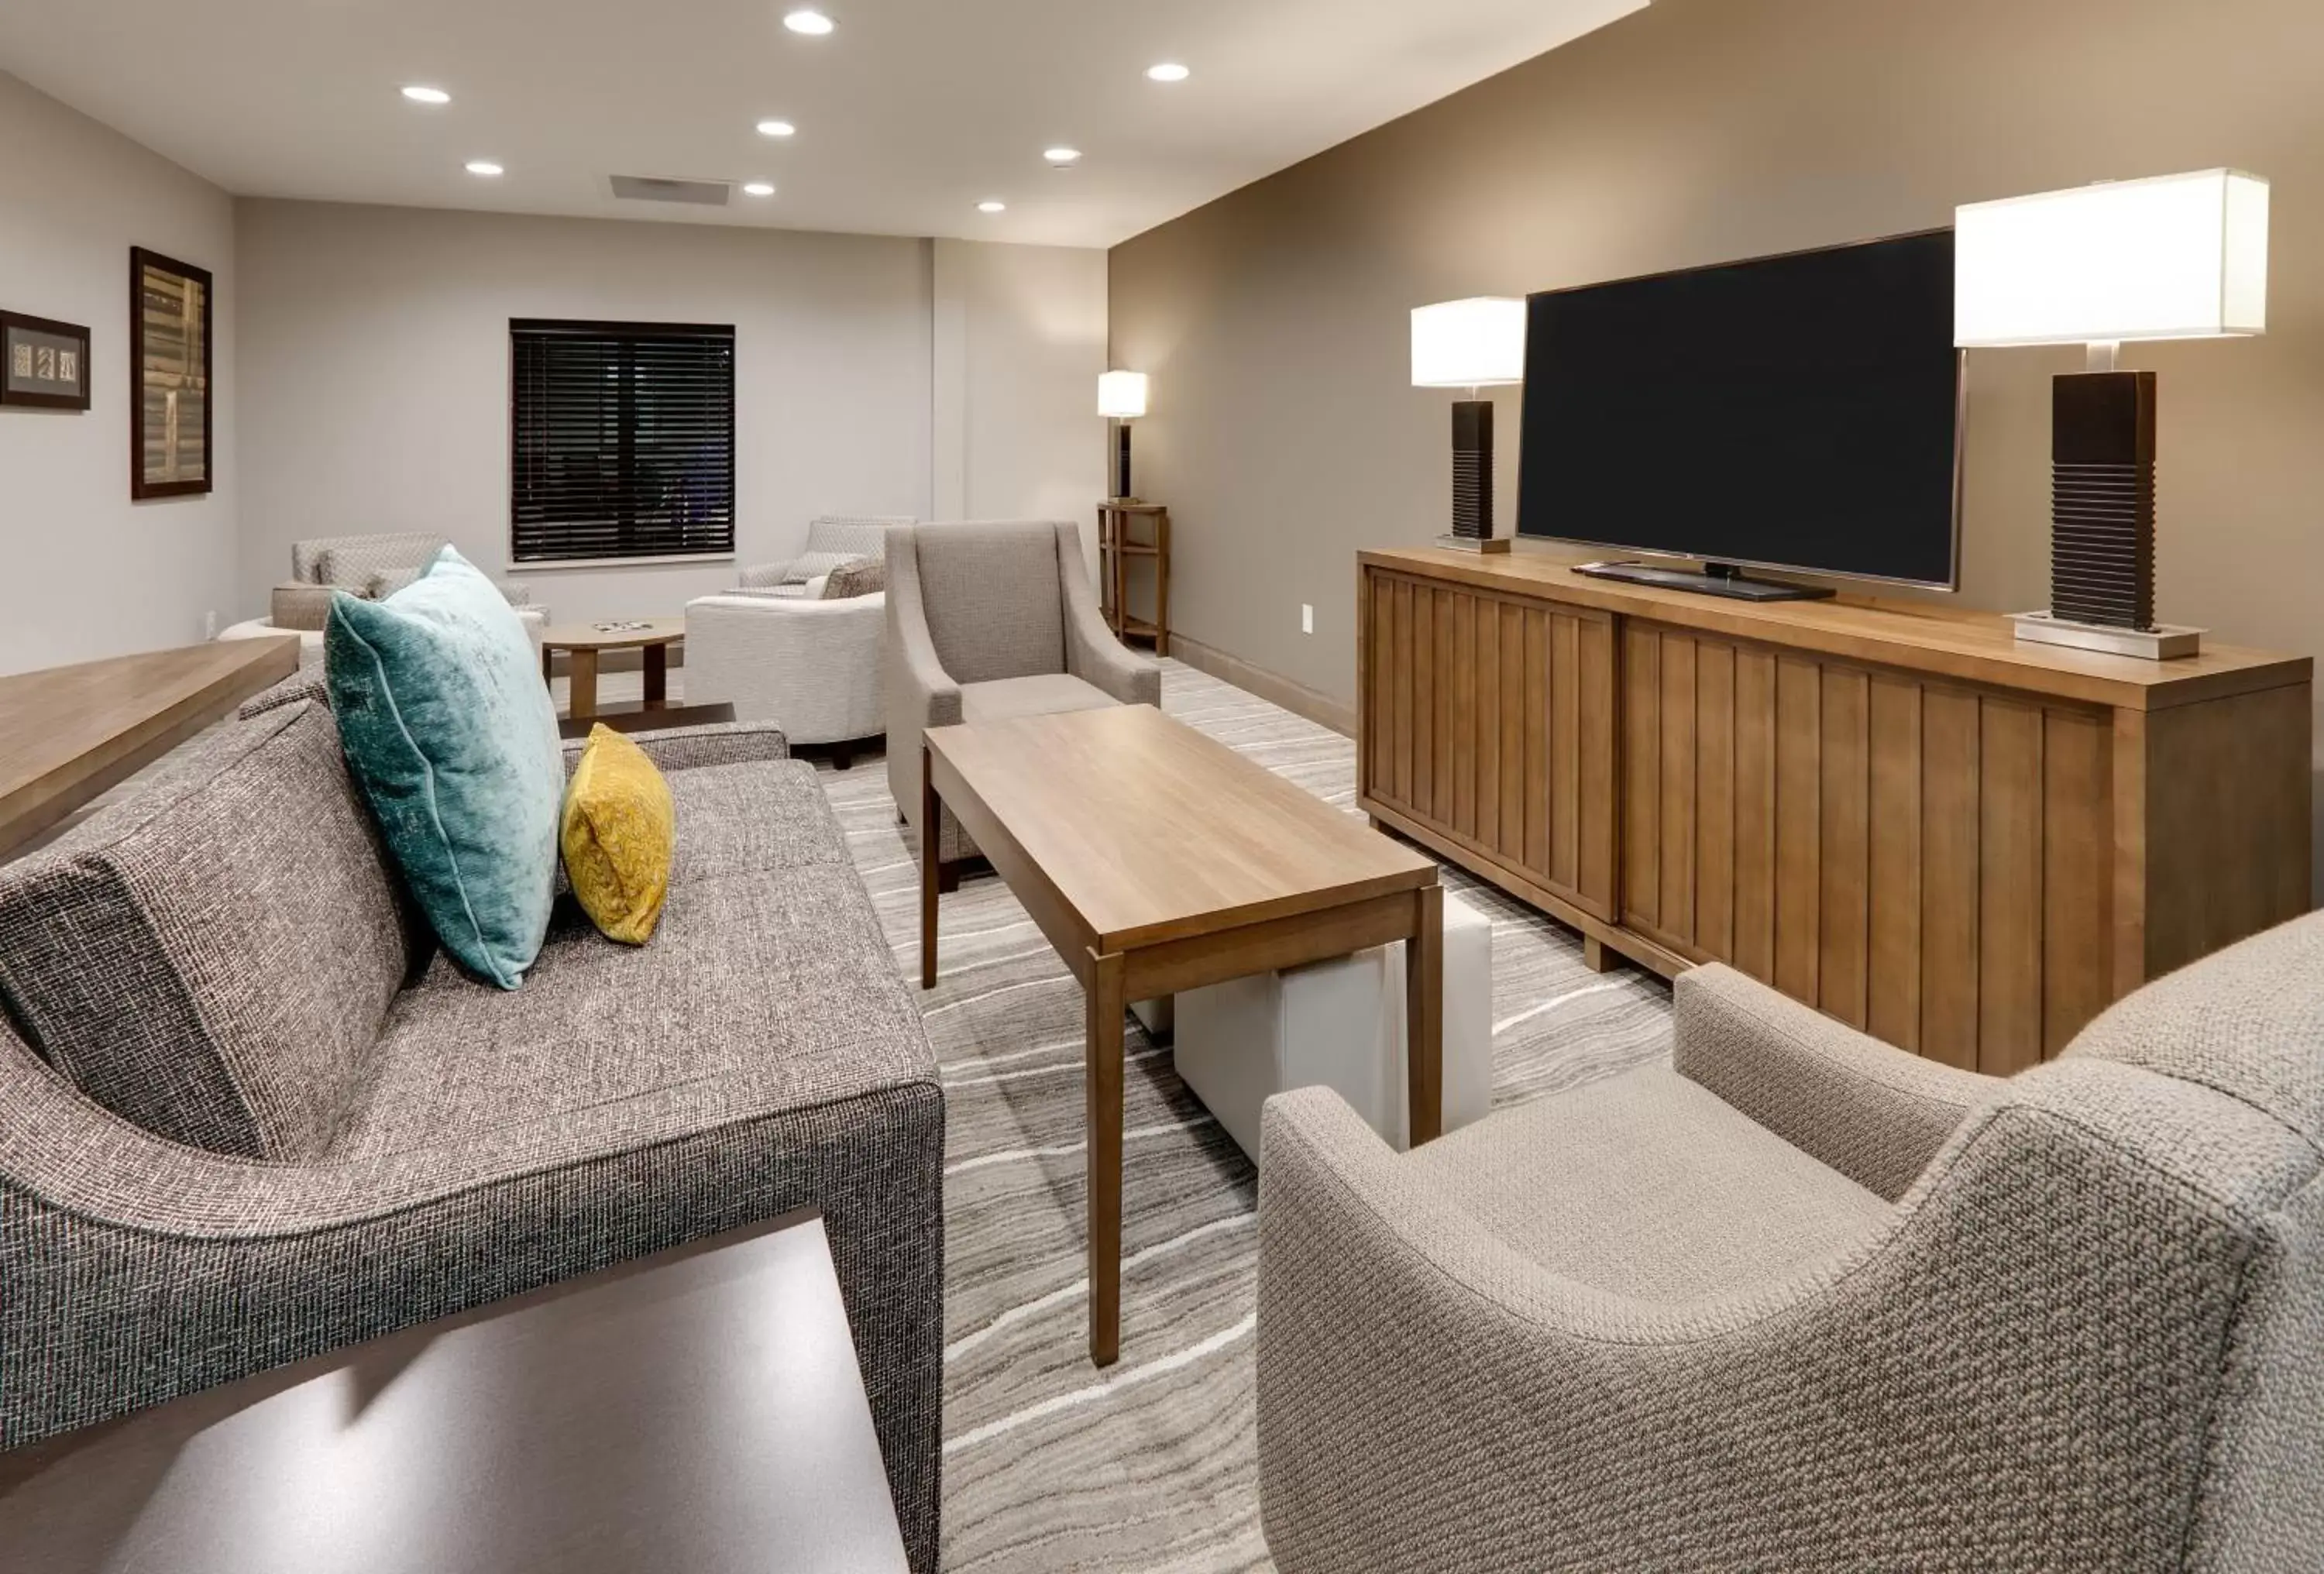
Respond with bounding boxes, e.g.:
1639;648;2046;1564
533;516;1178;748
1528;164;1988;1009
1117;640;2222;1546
1361;545;2309;712
927;703;1435;952
0;637;302;858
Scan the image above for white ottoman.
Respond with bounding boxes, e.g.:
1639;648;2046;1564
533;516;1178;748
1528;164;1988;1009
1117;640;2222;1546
1173;888;1493;1157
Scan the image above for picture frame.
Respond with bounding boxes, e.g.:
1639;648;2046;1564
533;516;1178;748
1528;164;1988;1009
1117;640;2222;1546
0;310;92;412
129;246;213;500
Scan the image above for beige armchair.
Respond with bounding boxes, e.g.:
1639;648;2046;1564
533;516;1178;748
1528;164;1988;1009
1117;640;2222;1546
1256;918;2324;1571
885;520;1160;869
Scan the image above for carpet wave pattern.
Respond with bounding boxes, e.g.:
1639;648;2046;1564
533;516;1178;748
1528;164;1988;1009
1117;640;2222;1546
816;659;1674;1572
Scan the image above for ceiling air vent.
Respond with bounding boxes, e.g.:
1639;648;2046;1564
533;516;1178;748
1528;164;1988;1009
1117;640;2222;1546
609;175;731;207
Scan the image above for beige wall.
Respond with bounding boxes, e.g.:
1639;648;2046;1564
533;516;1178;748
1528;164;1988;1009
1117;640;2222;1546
1108;0;2324;740
931;239;1111;576
0;70;238;675
235;200;937;627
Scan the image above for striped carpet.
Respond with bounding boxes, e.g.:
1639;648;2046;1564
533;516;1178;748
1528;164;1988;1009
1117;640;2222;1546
816;659;1675;1572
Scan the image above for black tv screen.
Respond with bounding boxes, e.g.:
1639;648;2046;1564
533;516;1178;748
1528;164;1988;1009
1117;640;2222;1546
1515;229;1962;588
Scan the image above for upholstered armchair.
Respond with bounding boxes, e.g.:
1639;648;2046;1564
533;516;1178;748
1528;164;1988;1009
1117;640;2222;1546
885;520;1160;867
737;515;916;600
685;590;886;765
219;534;546;648
1256;919;2324;1572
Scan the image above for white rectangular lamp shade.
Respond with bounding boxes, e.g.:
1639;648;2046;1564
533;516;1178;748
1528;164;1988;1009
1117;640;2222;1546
1411;297;1527;387
1098;370;1149;419
1955;169;2269;347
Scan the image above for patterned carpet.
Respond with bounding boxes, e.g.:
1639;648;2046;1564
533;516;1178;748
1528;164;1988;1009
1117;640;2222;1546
816;659;1675;1572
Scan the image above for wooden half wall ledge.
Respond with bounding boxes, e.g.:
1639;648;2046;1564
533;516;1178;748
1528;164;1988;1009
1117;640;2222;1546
0;638;303;861
1356;545;2313;1077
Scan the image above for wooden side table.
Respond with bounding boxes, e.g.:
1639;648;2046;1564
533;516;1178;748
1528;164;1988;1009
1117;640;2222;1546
538;617;686;721
1098;502;1170;657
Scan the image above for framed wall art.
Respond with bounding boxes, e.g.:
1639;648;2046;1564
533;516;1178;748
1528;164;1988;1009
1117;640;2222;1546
129;246;213;499
0;311;91;411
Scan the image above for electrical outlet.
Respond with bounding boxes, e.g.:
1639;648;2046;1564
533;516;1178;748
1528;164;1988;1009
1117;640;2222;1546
1301;603;1315;635
203;610;218;641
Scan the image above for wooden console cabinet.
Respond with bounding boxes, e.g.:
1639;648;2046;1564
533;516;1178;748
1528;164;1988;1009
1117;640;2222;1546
1357;546;2313;1073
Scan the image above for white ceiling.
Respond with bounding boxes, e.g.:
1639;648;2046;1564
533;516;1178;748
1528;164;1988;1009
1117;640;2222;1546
0;0;1645;249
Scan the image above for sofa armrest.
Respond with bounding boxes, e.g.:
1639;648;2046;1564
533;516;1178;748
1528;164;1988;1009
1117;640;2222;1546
560;720;790;775
1058;527;1161;706
1672;964;1997;1201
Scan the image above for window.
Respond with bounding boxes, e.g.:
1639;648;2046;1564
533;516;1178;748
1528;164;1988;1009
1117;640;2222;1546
510;319;736;564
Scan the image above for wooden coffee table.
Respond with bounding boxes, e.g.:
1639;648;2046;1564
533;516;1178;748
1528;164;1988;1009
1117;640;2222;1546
0;1211;910;1574
538;617;686;721
921;703;1442;1366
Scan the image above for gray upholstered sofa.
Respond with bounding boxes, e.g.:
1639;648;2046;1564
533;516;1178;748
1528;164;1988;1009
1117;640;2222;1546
219;533;548;646
0;692;945;1572
1257;920;2324;1572
886;519;1160;867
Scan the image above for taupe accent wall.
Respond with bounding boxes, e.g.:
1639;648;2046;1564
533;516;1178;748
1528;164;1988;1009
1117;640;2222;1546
1108;0;2324;741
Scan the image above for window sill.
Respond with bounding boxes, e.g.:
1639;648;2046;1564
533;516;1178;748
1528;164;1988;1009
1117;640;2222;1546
513;553;738;572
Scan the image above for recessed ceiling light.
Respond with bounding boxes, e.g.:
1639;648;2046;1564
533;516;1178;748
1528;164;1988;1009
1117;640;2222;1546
1044;147;1082;166
464;160;504;177
401;84;452;105
978;200;1007;214
1147;63;1191;83
744;182;776;198
782;9;834;34
756;119;796;138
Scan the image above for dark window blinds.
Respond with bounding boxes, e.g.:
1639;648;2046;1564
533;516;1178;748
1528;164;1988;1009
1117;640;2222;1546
510;319;736;563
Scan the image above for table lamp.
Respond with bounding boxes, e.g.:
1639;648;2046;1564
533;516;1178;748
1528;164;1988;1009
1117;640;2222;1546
1098;370;1149;501
1955;168;2269;659
1412;297;1525;553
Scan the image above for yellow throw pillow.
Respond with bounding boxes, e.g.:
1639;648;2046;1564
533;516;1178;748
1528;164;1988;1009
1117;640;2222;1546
561;725;675;945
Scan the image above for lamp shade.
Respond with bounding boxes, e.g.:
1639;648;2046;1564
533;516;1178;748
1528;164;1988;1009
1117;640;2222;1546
1098;370;1150;419
1411;297;1526;388
1955;169;2269;347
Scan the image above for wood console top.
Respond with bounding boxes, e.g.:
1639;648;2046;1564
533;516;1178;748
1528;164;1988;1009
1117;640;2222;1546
1361;545;2307;712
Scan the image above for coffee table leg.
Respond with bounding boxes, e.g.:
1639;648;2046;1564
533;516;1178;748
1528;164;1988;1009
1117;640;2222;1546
920;744;940;991
1407;883;1443;1146
643;643;668;710
1086;947;1126;1367
569;648;599;723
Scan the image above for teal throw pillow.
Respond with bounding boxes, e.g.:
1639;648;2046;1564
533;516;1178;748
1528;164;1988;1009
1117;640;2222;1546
325;548;563;989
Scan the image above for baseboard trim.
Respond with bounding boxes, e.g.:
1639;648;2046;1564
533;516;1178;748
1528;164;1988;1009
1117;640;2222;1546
1167;631;1356;739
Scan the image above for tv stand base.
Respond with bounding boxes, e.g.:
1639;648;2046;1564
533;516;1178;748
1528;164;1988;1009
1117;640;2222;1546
1573;559;1834;603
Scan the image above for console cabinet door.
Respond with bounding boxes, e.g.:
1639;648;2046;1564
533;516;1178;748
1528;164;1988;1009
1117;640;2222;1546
1616;619;2116;1073
1361;569;1618;919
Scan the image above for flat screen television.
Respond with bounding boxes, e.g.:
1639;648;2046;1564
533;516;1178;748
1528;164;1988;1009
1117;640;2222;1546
1514;229;1963;593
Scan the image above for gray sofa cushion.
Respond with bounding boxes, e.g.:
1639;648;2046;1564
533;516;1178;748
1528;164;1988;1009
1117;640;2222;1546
0;701;423;1159
913;521;1067;685
1403;1062;1893;1300
298;533;447;586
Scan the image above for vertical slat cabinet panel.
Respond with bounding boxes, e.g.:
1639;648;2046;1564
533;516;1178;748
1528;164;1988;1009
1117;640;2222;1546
1731;648;1779;984
1575;615;1620;919
1658;634;1698;948
1475;596;1502;849
1450;591;1477;840
1818;667;1872;1031
1499;601;1527;861
1695;641;1737;965
1920;689;1982;1069
1367;573;1393;800
1978;698;2046;1076
1865;675;1925;1052
1432;589;1455;822
1523;609;1551;879
1550;615;1581;892
1622;626;1662;933
2042;707;2113;1055
1773;658;1823;1005
1410;586;1435;823
1390;578;1413;808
